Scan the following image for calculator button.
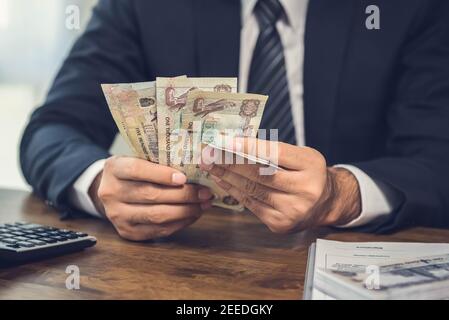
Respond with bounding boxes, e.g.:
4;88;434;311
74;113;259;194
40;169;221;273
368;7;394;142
2;238;18;244
10;231;26;236
16;241;35;248
14;236;30;242
75;232;88;237
38;233;50;237
26;234;40;239
39;237;57;243
28;240;47;246
0;233;16;239
51;236;67;242
19;224;43;230
6;244;21;249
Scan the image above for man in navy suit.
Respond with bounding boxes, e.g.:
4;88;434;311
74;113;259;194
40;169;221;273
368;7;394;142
20;0;449;240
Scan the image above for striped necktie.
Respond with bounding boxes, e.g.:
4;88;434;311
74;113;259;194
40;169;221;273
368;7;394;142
247;0;297;145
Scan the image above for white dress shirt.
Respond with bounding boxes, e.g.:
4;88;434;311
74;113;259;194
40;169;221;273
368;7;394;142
69;0;400;227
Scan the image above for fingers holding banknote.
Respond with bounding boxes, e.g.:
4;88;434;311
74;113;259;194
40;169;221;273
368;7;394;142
201;138;362;233
91;156;214;241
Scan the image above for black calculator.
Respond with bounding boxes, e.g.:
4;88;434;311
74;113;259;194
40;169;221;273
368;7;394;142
0;222;97;265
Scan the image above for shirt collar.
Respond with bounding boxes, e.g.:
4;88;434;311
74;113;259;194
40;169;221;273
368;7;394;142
241;0;308;30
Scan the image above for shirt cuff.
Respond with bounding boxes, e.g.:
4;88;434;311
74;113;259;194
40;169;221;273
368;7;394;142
334;164;401;228
68;159;106;218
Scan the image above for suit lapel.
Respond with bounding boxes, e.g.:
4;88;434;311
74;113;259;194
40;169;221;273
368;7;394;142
193;0;241;77
303;0;357;157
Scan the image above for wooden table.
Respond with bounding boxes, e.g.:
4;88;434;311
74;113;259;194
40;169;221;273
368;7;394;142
0;189;448;300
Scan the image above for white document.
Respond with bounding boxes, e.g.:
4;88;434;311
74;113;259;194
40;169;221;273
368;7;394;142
311;239;449;300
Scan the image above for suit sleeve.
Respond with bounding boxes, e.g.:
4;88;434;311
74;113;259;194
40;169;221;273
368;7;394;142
20;0;148;213
351;1;449;232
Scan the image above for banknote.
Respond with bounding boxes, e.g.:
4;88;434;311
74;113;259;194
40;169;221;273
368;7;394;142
155;77;237;169
102;83;140;156
208;143;283;171
102;77;270;212
177;90;268;210
101;81;159;162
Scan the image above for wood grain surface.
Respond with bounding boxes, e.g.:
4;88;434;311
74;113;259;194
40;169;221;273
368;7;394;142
0;189;448;300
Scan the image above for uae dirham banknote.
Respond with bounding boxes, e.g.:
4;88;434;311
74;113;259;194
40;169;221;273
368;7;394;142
101;77;268;211
177;90;268;209
155;77;237;167
101;81;159;163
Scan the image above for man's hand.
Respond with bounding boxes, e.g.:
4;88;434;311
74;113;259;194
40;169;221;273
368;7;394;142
200;138;362;233
89;156;214;241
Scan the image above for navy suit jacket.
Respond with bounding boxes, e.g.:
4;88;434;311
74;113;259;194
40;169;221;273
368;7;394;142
20;0;449;232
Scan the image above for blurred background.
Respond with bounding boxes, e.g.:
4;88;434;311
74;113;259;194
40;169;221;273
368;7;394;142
0;0;98;190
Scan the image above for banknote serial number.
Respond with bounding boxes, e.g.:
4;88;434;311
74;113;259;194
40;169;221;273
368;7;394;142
176;304;273;317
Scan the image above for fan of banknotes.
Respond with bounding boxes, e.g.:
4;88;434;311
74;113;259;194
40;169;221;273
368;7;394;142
101;76;269;211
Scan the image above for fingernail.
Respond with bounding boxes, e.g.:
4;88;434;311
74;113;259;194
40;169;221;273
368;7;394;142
172;172;187;185
201;202;213;210
198;188;213;200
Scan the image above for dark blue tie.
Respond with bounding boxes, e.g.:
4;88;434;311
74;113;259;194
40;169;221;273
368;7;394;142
247;0;297;145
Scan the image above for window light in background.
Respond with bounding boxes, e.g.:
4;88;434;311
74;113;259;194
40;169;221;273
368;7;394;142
0;0;9;30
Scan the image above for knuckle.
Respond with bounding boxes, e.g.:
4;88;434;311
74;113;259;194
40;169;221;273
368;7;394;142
291;201;309;215
300;184;323;205
104;156;117;172
278;142;290;159
139;207;165;225
125;162;139;179
98;173;124;200
98;182;114;202
268;219;296;234
97;184;108;200
156;228;174;238
305;147;327;167
285;177;298;191
115;225;135;240
148;211;166;224
144;186;161;203
309;185;324;202
116;228;130;239
104;207;121;222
